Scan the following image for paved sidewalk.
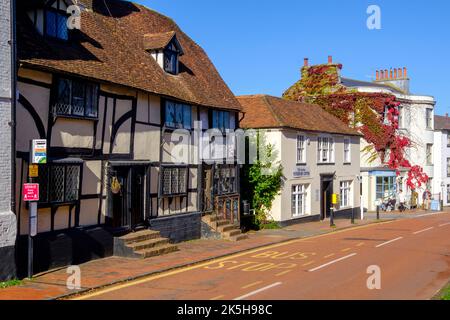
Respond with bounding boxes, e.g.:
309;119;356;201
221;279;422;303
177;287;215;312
0;209;445;300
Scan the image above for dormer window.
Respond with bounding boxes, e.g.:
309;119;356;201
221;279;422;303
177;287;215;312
144;31;184;75
27;0;73;41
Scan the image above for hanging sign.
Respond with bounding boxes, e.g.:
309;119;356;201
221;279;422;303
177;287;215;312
31;139;47;164
23;183;39;202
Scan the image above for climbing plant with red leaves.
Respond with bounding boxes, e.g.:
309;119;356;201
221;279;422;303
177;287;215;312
283;63;429;190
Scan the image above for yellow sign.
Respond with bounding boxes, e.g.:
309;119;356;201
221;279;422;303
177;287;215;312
29;165;39;178
332;194;339;205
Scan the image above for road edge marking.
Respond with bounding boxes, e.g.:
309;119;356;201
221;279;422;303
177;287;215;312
308;253;357;272
234;282;282;300
413;227;434;235
241;281;263;289
375;237;403;248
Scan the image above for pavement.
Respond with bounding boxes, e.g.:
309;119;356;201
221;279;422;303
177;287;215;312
0;207;448;300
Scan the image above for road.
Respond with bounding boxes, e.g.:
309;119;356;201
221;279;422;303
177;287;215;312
73;213;450;300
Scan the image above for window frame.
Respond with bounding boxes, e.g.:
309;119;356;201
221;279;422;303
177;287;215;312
426;144;433;165
343;138;351;164
213;165;237;196
36;162;82;207
292;184;308;217
160;166;188;197
211;110;232;132
340;180;352;208
296;134;306;164
52;77;99;119
426;109;433;130
447;158;450;177
43;0;70;42
317;137;335;164
164;100;192;130
376;176;396;200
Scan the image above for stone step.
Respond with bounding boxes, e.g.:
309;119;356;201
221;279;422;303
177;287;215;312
127;237;170;251
228;234;249;242
120;230;161;244
223;229;242;238
217;224;239;233
135;244;179;259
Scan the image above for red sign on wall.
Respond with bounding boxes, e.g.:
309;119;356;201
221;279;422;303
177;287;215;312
23;183;39;202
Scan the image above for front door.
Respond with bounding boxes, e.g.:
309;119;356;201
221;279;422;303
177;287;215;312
321;176;333;220
110;166;146;229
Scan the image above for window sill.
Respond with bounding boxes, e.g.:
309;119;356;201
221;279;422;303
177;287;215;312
343;162;352;165
317;162;335;166
53;113;98;121
296;162;307;166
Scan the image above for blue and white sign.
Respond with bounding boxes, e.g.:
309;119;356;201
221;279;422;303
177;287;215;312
293;166;311;178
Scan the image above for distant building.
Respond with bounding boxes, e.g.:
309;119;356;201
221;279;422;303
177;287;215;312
343;68;436;211
433;114;450;206
238;95;361;225
0;0;17;281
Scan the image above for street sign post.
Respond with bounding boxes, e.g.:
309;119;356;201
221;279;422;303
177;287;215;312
26;139;46;279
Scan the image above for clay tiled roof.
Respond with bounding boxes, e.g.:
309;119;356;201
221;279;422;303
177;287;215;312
17;0;240;111
435;115;450;130
143;31;178;51
237;95;361;136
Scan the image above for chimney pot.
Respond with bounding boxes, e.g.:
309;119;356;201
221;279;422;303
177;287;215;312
403;67;407;78
328;55;333;64
385;69;388;79
304;58;309;67
398;68;403;78
390;69;393;79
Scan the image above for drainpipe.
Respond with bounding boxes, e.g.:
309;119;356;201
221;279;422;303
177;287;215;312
10;0;17;272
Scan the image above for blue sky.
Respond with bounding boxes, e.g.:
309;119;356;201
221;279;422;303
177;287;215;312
140;0;450;115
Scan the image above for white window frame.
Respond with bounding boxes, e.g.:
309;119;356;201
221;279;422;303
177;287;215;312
426;144;433;165
292;184;308;217
426;109;433;129
343;138;351;164
340;181;352;208
296;134;306;164
317;137;335;164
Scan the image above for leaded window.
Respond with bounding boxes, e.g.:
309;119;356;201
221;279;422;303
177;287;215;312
38;164;81;205
45;9;68;41
164;100;192;129
53;77;99;119
212;110;231;132
214;165;236;195
161;167;188;196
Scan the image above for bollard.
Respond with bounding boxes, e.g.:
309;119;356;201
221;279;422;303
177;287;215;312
376;205;380;220
330;207;335;227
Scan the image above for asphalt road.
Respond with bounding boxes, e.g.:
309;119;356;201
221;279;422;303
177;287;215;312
74;212;450;300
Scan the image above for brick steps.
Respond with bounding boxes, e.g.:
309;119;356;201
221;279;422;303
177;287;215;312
202;215;248;242
114;229;179;259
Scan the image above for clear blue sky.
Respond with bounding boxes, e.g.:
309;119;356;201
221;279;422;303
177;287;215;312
139;0;450;115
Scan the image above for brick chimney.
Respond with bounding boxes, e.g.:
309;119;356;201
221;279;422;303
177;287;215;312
304;58;309;67
374;66;410;94
328;55;333;64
